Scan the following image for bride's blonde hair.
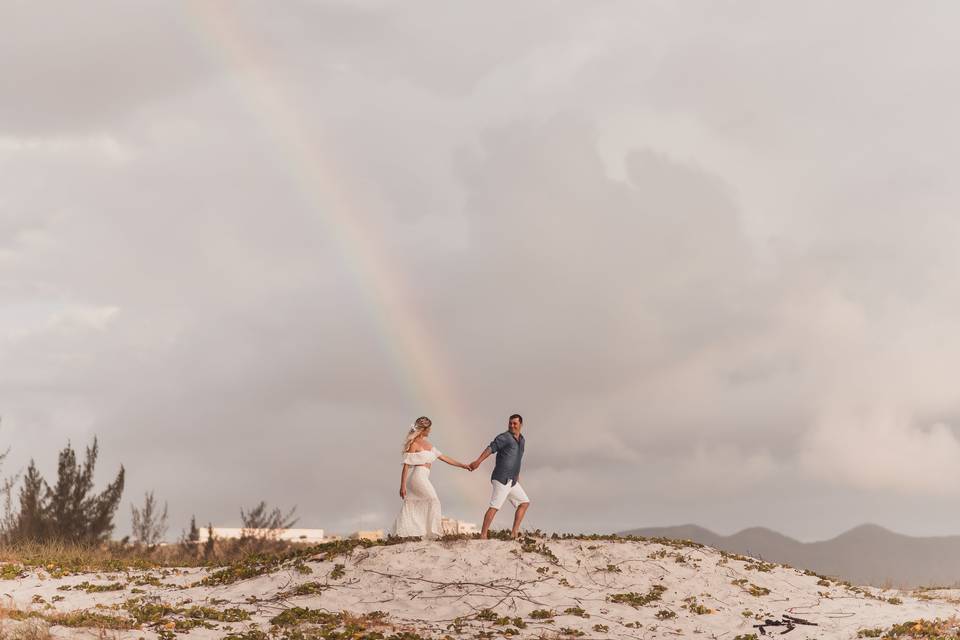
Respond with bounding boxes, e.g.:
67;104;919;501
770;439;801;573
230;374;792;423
402;416;432;453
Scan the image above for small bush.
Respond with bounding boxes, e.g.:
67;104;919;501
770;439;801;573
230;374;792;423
609;585;667;607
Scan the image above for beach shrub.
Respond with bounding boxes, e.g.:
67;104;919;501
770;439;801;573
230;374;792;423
270;607;341;627
683;597;711;614
731;579;770;597
609;585;667;607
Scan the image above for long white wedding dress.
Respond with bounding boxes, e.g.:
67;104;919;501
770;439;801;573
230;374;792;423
393;447;443;539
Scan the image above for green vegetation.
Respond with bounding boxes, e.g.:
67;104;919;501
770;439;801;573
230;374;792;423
656;609;677;620
477;611;525;628
270;608;342;627
648;548;689;564
10;439;124;544
277;581;327;598
883;618;960;638
683;596;711;614
0;564;25;579
529;609;555;620
593;624;609;633
518;536;559;563
57;580;125;592
609;584;668;607
8;608;135;630
731;578;770;597
119;596;252;634
261;609;397;640
719;551;776;572
562;607;589;618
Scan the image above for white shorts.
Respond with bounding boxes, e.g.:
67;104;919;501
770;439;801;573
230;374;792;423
489;480;530;510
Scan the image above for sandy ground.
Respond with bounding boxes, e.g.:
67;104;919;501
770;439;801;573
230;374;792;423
1;537;959;639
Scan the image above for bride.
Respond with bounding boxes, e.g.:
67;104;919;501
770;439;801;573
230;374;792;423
394;416;470;539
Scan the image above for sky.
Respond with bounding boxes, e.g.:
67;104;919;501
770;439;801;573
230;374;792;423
3;0;960;542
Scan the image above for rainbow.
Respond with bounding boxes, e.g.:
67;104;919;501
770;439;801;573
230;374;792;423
183;2;488;515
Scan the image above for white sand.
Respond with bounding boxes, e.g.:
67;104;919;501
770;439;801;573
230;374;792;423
2;537;959;638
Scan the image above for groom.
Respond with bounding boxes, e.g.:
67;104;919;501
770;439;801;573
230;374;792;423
469;414;530;539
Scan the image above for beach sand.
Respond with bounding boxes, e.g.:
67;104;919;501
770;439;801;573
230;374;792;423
1;536;957;638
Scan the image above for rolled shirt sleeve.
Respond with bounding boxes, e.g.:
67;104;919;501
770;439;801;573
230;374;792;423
488;432;524;486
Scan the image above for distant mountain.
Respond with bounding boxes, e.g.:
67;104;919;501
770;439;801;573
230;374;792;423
620;523;960;588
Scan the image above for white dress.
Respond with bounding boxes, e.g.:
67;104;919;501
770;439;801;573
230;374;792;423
393;447;443;539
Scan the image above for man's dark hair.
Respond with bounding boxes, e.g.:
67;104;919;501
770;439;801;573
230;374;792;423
509;414;523;424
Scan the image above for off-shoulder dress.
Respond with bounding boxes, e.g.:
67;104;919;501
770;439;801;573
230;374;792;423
393;447;443;539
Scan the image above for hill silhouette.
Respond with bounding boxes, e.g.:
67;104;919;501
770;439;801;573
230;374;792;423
621;523;960;588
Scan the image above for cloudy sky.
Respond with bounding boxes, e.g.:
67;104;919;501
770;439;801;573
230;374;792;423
3;1;960;542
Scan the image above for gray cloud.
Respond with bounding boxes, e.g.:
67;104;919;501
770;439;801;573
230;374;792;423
3;1;960;541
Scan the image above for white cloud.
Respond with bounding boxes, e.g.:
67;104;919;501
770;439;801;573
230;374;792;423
800;412;960;495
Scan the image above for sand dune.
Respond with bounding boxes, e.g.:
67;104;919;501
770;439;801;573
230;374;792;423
0;536;957;639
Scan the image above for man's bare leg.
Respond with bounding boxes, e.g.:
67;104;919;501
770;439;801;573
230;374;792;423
479;507;498;539
510;502;530;539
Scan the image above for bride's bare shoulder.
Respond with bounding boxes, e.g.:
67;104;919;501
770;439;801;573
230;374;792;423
407;440;427;453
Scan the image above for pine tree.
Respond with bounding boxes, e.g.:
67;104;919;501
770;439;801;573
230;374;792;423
10;439;125;543
131;491;168;546
240;501;298;540
203;523;216;559
13;461;45;540
188;515;200;543
43;439;124;543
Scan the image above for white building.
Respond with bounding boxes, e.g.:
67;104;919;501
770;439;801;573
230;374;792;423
441;518;479;535
197;527;326;543
349;529;385;541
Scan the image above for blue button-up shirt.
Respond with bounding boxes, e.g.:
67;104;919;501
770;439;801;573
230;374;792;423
489;431;525;486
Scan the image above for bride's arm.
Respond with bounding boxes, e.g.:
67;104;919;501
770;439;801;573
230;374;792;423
399;464;411;499
437;454;470;470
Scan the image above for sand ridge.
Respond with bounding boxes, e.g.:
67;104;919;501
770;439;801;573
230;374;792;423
0;536;958;639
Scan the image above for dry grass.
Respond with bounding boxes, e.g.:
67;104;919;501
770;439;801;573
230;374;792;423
0;537;316;574
0;620;51;640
